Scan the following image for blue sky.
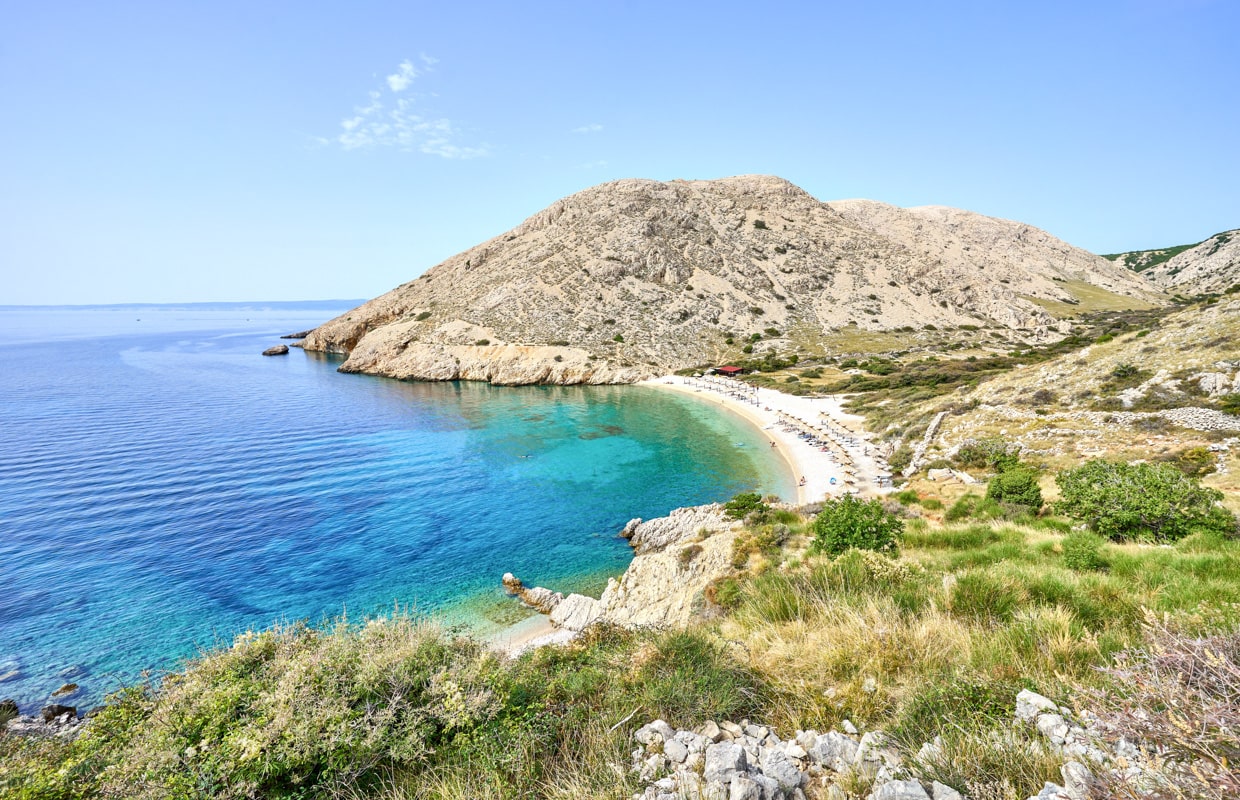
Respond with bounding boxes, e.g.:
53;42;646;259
3;0;1237;304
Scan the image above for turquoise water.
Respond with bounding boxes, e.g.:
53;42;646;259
0;303;792;712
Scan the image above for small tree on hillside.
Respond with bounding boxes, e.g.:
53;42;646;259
811;495;903;556
724;492;769;520
1055;460;1237;543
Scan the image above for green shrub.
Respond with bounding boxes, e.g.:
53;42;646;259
921;498;944;511
810;495;903;556
1222;393;1240;415
612;334;624;342
1166;446;1216;478
985;468;1043;511
888;445;914;473
1062;531;1107;571
415;310;432;321
752;219;768;230
724;491;769;520
636;631;763;725
953;438;1021;473
1055;460;1237;543
894;489;920;505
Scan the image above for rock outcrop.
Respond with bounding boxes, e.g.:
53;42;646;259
504;503;736;633
261;345;289;356
627;687;1204;800
300;176;1162;385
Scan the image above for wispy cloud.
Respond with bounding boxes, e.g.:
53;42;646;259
334;57;489;158
578;159;609;169
572;123;604;134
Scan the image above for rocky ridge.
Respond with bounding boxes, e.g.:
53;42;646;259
1108;229;1240;296
1140;229;1240;295
299;176;1160;385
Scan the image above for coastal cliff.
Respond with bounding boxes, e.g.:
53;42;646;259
299;175;1161;385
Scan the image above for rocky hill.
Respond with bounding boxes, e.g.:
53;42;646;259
1131;230;1239;296
1105;229;1240;296
300;176;1162;385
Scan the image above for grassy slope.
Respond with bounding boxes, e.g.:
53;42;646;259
1022;278;1162;317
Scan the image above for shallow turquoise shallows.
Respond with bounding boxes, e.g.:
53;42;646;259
0;303;792;711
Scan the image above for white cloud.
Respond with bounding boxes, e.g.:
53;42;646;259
578;159;609;169
386;60;419;92
572;123;604;134
334;58;488;159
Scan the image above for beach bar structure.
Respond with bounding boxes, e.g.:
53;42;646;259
713;366;744;377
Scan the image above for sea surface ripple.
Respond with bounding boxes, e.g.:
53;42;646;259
0;303;792;711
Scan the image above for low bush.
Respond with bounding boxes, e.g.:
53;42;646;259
1061;531;1107;572
891;676;1031;752
945;494;1005;522
985;467;1043;511
894;489;920;505
953;438;1022;473
1078;618;1240;800
1055;459;1237;543
810;495;903;556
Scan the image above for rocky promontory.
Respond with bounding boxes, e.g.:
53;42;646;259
504;503;736;633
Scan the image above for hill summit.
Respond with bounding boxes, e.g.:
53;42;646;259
300;176;1160;385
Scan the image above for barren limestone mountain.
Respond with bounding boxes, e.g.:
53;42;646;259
300;176;1161;385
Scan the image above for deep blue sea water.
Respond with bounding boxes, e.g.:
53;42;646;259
0;302;792;712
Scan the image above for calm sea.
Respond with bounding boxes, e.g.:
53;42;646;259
0;302;792;712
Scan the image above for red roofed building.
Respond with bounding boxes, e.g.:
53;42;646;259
715;366;744;377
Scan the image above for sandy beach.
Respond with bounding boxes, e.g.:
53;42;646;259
642;375;892;505
487;612;575;656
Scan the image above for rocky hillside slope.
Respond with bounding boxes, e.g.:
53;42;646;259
1106;229;1239;295
1139;230;1239;295
300;176;1161;385
902;296;1240;492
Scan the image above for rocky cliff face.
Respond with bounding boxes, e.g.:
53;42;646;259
1139;230;1240;295
300;176;1161;385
